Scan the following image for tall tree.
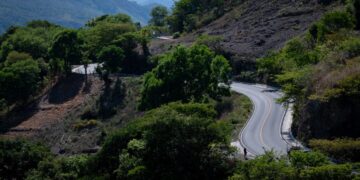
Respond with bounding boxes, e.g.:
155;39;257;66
0;59;41;105
149;6;169;27
50;30;82;73
139;45;231;110
97;45;125;74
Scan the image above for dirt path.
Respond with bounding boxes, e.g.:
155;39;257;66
1;74;103;138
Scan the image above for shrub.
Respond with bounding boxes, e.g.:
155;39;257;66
166;102;217;118
289;151;329;169
27;155;89;180
195;34;224;54
299;164;353;180
321;11;355;32
309;139;360;162
0;59;41;105
339;38;360;58
89;102;233;179
173;32;180;39
4;51;32;65
0;139;51;179
73;120;98;131
232;152;297;179
308;23;326;43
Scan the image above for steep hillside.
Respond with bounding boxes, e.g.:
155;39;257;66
254;0;360;141
150;0;333;75
0;0;154;33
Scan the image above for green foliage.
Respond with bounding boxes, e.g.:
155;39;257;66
139;45;231;110
27;155;89;180
0;139;51;179
168;0;232;32
4;51;32;65
50;30;82;73
149;6;169;27
112;32;151;74
173;32;181;38
289;151;329;169
97;45;125;74
309;139;360;162
308;10;355;43
0;59;41;105
86;14;133;27
276;67;313;101
299;164;353;180
339;38;360;58
49;58;65;76
310;73;360;101
0;0;153;33
321;11;355;32
218;93;252;138
80;14;137;60
257;52;283;83
26;20;59;29
283;38;320;67
257;8;359;102
0;23;64;61
72;120;98;131
231;152;296;180
257;38;318;85
231;151;355;180
196;34;224;54
90;102;233;179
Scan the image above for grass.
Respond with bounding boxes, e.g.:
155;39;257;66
72;120;98;131
218;92;253;139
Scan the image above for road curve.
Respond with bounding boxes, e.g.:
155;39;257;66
231;82;289;156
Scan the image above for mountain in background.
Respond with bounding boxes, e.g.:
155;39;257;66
0;0;161;33
131;0;174;8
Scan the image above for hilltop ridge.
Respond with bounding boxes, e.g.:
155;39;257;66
0;0;157;33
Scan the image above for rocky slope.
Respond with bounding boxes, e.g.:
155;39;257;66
150;0;334;75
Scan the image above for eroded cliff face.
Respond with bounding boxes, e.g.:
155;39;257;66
292;95;360;141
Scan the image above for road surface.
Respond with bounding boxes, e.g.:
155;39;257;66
231;82;290;156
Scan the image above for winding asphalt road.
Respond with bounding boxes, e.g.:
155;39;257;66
231;82;289;156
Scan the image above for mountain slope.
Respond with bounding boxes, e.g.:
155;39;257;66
132;0;174;7
150;0;334;75
0;0;154;33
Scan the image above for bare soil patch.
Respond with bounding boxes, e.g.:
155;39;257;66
0;74;103;138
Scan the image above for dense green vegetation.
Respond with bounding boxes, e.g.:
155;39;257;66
139;45;231;110
167;0;241;33
2;136;359;179
257;0;360;142
229;151;357;180
309;139;360;162
0;139;51;179
88;102;233;179
0;13;151;112
1;0;360;179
